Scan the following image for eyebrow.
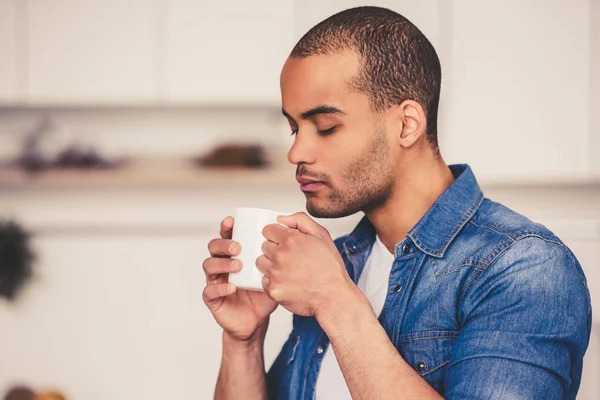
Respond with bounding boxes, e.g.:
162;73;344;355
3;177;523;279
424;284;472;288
282;105;346;122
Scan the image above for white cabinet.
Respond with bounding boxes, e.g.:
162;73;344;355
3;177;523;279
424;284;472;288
0;188;296;399
562;239;600;400
0;230;292;400
593;0;600;178
294;1;444;55
0;0;19;103
581;328;600;400
26;0;157;104
441;0;593;182
165;0;296;104
566;239;600;326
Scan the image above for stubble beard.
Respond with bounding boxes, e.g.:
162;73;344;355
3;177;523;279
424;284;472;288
306;124;394;219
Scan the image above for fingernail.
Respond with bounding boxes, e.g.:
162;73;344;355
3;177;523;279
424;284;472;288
229;242;240;253
231;259;241;271
227;283;235;292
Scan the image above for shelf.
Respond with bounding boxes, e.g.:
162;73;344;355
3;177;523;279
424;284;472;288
0;158;298;191
2;158;600;205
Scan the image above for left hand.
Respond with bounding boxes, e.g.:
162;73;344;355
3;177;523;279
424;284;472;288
257;212;357;317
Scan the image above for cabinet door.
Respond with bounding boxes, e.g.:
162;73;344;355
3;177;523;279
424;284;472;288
0;231;292;400
580;327;600;400
166;0;296;104
26;0;157;104
0;0;19;103
564;239;600;399
566;239;600;325
441;0;592;182
593;0;600;178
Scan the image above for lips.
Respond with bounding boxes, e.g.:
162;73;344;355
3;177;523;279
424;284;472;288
296;176;325;192
296;176;322;185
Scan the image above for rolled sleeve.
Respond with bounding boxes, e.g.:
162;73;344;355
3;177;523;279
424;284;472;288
444;237;592;399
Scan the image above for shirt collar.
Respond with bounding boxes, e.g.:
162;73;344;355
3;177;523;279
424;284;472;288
343;164;484;260
407;164;483;257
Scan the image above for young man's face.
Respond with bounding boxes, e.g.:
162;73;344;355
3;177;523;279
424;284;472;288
280;50;396;218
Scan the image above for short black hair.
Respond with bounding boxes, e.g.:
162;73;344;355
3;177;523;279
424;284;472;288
290;6;442;151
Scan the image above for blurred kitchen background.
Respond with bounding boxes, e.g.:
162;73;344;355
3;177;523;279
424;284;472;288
0;0;598;399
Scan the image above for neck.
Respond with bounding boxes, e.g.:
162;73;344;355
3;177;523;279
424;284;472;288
365;157;454;254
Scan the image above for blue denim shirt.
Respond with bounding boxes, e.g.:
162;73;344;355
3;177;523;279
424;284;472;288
266;164;592;399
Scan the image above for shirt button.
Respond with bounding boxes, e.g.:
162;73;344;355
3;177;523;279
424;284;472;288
348;244;357;253
316;346;324;354
402;243;411;254
393;284;402;293
416;361;427;372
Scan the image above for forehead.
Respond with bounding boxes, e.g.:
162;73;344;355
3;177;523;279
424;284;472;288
280;51;363;115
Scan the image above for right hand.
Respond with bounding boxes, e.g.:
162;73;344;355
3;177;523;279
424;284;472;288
202;216;278;342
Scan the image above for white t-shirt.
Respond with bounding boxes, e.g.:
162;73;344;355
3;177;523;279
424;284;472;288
315;236;395;399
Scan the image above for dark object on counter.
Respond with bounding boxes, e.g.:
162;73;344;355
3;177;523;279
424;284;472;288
53;145;127;169
3;386;68;400
3;386;36;400
17;114;126;172
0;220;35;301
18;115;55;172
194;144;269;168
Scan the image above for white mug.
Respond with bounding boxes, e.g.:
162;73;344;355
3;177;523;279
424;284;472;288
229;207;287;291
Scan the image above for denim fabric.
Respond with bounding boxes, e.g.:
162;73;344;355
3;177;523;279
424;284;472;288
266;164;592;399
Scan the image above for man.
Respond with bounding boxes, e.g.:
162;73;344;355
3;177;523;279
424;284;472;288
202;6;591;399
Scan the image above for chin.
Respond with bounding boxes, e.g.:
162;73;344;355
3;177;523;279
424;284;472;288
305;198;359;219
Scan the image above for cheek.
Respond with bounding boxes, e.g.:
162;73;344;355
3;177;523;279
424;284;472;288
323;129;377;187
325;162;360;197
343;148;387;186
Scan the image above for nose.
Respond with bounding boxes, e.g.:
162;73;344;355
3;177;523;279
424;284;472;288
287;131;316;166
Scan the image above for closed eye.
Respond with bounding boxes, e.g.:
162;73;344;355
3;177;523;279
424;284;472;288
290;126;337;136
318;127;337;136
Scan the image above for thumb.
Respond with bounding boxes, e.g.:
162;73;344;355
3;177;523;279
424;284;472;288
277;212;325;238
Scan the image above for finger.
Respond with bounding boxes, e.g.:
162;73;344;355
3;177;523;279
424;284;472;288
220;216;234;239
204;258;242;285
208;238;240;257
206;273;228;285
277;212;326;238
262;223;290;244
261;240;278;260
261;275;271;291
203;257;242;277
255;254;273;275
203;282;236;309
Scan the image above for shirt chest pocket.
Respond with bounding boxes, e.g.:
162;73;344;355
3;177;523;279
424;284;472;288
396;330;458;393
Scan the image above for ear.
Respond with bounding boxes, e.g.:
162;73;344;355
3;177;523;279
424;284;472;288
391;100;427;148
